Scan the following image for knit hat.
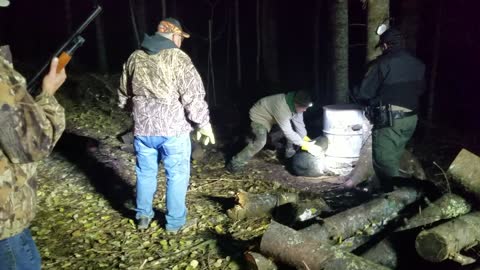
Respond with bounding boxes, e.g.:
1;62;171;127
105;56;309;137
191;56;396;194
294;90;313;107
0;0;10;7
158;18;190;38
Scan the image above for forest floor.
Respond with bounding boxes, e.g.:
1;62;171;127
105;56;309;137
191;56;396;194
31;74;480;270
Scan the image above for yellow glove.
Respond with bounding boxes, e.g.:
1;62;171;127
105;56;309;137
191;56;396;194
195;123;216;146
303;136;312;142
301;141;324;157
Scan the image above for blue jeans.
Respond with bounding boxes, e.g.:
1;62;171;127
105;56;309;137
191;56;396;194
0;229;41;270
134;134;191;231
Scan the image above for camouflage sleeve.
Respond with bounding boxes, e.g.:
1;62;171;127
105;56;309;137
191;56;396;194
118;61;130;109
176;52;210;127
0;59;65;163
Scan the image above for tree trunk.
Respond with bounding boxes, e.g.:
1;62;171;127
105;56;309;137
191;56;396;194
136;0;147;37
330;0;349;103
245;252;278;270
171;0;177;17
225;4;232;91
447;149;480;201
128;0;140;48
206;19;216;105
95;15;108;74
398;0;420;53
301;187;422;244
261;0;280;85
64;0;73;34
396;193;472;231
313;0;322;99
260;221;391;270
416;212;480;265
234;0;242;88
427;0;443;123
161;0;167;19
366;0;389;62
255;0;261;81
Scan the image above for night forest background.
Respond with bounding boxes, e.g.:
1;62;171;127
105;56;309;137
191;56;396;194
1;0;479;136
1;1;480;269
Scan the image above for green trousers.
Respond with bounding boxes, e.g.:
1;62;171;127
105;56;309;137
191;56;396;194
229;122;268;169
372;115;418;184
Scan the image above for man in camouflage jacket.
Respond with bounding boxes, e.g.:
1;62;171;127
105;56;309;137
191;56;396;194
0;44;67;268
118;18;215;233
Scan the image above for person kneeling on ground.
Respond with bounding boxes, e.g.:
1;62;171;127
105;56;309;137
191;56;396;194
226;90;323;173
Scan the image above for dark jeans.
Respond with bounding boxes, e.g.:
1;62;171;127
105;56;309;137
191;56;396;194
0;229;41;270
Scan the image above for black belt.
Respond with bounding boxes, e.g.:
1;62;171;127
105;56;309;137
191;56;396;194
392;110;417;119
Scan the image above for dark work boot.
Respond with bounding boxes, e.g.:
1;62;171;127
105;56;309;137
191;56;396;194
137;217;151;230
226;161;242;173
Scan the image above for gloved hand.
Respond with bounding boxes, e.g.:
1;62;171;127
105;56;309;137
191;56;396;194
195;123;216;146
303;136;312;142
301;141;324;157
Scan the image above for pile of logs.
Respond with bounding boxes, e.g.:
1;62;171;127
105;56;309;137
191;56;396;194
232;148;480;269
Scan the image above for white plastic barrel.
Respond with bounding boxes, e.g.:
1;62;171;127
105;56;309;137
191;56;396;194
322;104;367;175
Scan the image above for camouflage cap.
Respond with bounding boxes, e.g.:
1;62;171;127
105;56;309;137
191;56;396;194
0;0;10;7
158;18;190;38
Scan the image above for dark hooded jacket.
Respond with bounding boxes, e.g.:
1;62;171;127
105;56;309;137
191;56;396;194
355;45;426;110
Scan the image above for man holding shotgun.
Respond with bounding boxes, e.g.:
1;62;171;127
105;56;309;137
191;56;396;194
0;0;99;268
0;54;66;268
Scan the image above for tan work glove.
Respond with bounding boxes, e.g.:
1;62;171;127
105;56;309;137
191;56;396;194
195;123;216;146
301;141;324;157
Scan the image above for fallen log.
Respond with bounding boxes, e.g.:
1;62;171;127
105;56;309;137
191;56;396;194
226;191;329;221
416;211;480;265
260;221;391;270
301;187;422;244
337;222;386;251
396;193;471;231
294;199;331;222
227;191;298;220
447;149;480;201
244;252;277;270
360;239;398;269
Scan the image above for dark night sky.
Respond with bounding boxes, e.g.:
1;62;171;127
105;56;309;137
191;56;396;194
0;0;479;132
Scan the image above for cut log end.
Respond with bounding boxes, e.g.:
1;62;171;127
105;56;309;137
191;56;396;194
416;231;449;262
227;205;247;220
245;252;278;270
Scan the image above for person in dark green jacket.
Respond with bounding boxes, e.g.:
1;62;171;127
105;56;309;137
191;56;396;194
353;27;425;191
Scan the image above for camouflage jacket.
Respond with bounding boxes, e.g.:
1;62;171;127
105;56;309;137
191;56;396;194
118;47;210;136
0;56;65;240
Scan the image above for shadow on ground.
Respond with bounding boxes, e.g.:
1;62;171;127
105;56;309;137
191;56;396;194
55;132;136;220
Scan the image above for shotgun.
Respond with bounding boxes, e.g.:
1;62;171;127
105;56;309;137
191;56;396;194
27;5;103;93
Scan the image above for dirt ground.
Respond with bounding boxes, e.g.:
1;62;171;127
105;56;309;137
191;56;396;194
30;74;480;269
